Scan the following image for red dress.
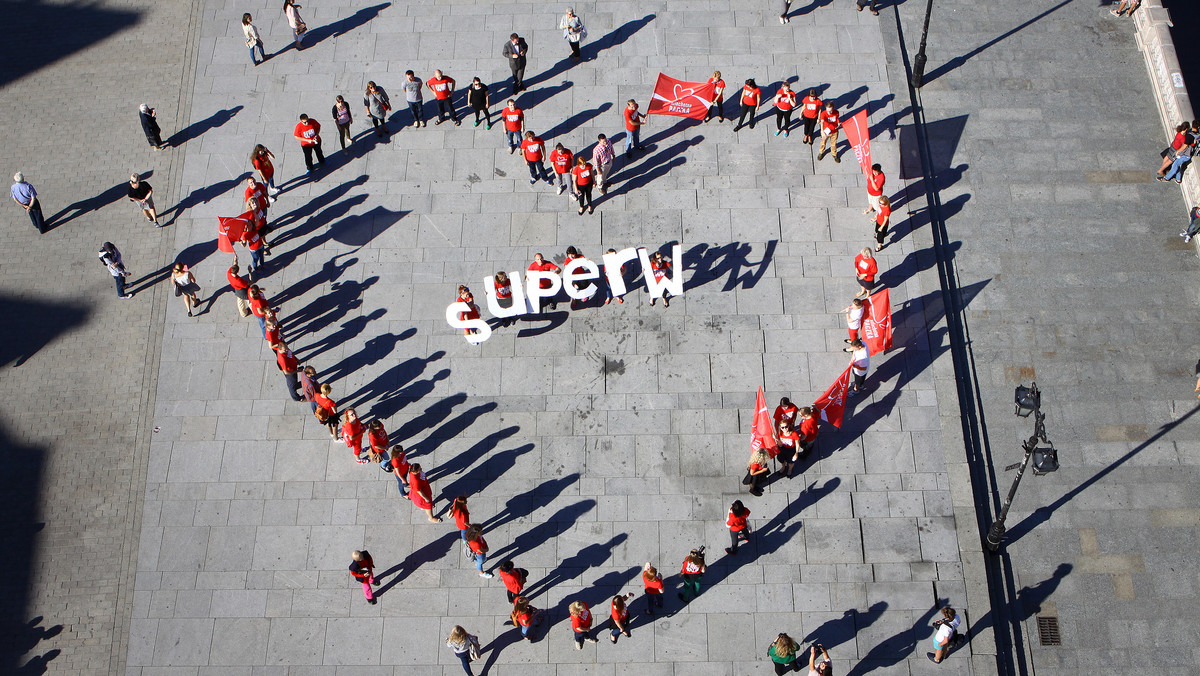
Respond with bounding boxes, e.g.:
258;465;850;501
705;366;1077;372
342;418;365;453
408;471;434;509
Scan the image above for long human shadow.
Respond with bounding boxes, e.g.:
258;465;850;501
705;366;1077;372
282;275;380;342
600;135;702;202
15;648;61;675
45;177;142;230
516;79;573;110
407;402;501;459
0;422;49;674
160;173;249;227
884;193;969;250
260;195;369;273
125;239;219;297
319;327;419;385
514;311;570;338
783;0;835;21
9;618;62;676
554;564;643;635
438;442;537;500
275;140;366;193
482;474;581;531
475;625;524;675
272;252;359;306
268;175;370;240
920;0;1078;85
518;528;624;599
0;295;89;369
275;3;391;55
426;426;520;482
166;106;242;147
294;307;387;362
876;239;963;292
845;602;942;675
374;531;458;595
889;164;967;213
803;601;889;651
541;102;612;142
517;14;657;96
683;241;777;292
1004;405;1200;545
485;500;597;570
829;85;870;113
0;0;138;89
349;366;456;428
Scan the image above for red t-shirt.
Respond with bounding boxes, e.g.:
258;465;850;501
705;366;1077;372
499;568;523;594
643;574;663;594
521;136;545;162
820;109;840;133
709;77;726;100
368;427;388;453
572;163;594;186
651;257;670;281
726;508;750;531
741;86;761;106
503;107;524;131
244;230;263;251
253;155;274;180
876;204;891;227
314;394;337;417
495;278;512;299
611;600;628;624
249;296;269;318
867;170;886;197
801;95;822;119
427;76;455;99
342;418;364;444
468;536;488;555
528;260;559;288
777;429;800;452
390;451;409;476
855;254;878;281
799;416;818;442
571;607;592;631
550;148;573;174
514;608;534;627
450;504;470;530
244;181;267;206
624;107;643;131
774;403;798;423
294;120;321;146
227;267;249;291
264;325;281;346
682;559;703;575
775;90;796;111
407;470;431;496
275;348;298;373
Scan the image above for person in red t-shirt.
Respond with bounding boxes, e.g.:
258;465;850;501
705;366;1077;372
549;143;573;194
293;113;325;172
251;144;279;198
725;500;752;555
623;99;644;157
426;69;460;125
797;406;819;458
569;600;599;647
775;397;798;425
314;382;339;439
817;101;841;163
349;550;377;605
773;82;797;137
520;131;551;186
498;559;528;603
342;408;366;463
510;596;541;641
247;284;273;337
493;271;517;326
874;196;892;251
271;340;303;402
776;419;801;477
863;163;886;216
800;89;822;144
735;78;762;131
366;420;390;469
407;463;442;522
456;285;481;335
678;548;706;602
854;247;878;297
389;445;410;496
244;177;269;217
241;203;266;277
449;495;471;546
747;449;770;496
465;524;493;578
502;100;524;153
648;250;672;307
228;262;251;317
642;563;664;614
571;157;595;216
609;592;635;642
704;70;726;123
527;253;561;311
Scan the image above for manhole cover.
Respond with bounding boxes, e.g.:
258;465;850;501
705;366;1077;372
1036;616;1061;646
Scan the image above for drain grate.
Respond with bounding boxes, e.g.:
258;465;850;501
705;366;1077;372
1036;616;1061;646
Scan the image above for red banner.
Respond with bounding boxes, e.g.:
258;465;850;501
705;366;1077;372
647;73;716;120
813;367;852;429
842;108;872;183
750;386;779;458
217;214;250;253
862;287;893;354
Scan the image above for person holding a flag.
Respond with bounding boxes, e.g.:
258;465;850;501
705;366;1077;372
845;339;871;396
623;100;645;158
735;78;762;131
773;82;797;138
704;71;726;123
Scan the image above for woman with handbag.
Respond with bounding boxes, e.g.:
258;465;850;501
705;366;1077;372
511;596;541;640
313;383;339;440
331;96;353;149
283;0;306;50
366;420;390;470
241;14;266;65
445;626;481;675
464;524;493;578
170;262;202;317
363;81;391;137
560;8;586;59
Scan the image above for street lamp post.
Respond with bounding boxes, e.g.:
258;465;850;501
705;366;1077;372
911;0;935;88
985;383;1058;552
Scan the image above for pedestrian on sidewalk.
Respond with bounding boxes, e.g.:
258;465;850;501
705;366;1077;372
349;550;378;605
521;131;552;187
299;365;320;414
367;420;391;470
569;600;600;648
560;8;585;60
314;382;339;439
798;406;819;459
1161;133;1195;183
845;338;870;396
844;297;864;342
642;563;664;614
776;420;801;477
747;449;770;496
592;133;615;194
800;89;822;144
1110;0;1140;17
403;71;425;128
427;70;460;125
1156;122;1191;177
863;164;886;215
362;81;390;137
527;253;561;311
678;548;706;602
774;83;797;137
779;0;792;24
502;33;529;92
809;644;832;675
468;77;492;128
389;445;410;496
603;248;627;305
550;143;574;195
242;199;267;276
873;196;892;251
511;596;542;641
264;316;282;348
775;396;798;424
244;177;269;221
502;100;524;153
623;100;645;158
455;285;482;336
99;242;134;298
332;95;353;148
294;114;325;173
609;592;635;642
572;157;595;216
854;247;877;297
449;496;471;546
705;71;726;122
817;101;841;162
228;261;251;317
564;246;593;309
1180;204;1200;243
408;463;442;522
725;500;752;555
734;79;762;131
271;342;302;401
767;633;802;674
127;174;161;226
464;524;493;578
10;172;46;234
283;0;306;49
857;0;881;15
247;285;271;336
242;13;266;65
446;626;481;675
930;606;963;663
647;250;672;307
498;560;528;602
170;262;201;317
251;145;279;199
342;408;366;463
139;104;168;149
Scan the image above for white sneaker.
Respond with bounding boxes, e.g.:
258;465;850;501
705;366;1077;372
557;185;566;195
480;572;493;579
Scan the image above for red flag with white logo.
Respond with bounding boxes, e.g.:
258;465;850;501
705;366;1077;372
862;287;894;354
647;73;716;120
217;214;250;253
750;386;780;458
813;367;852;429
841;108;873;183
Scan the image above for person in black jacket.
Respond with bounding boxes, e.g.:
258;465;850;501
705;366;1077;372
139;104;168;149
501;34;528;92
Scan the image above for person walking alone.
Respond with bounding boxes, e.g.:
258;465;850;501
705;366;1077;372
678;548;706;603
427;70;460;126
293;114;325;173
348;550;377;605
569;600;599;649
332;95;354;149
99;242;134;298
592;133;615;195
11;172;45;234
725;500;751;555
560;8;586;60
139;104;168;149
242;13;266;65
502;33;529;92
170;262;201;317
734;79;762;131
127;173;161;226
362;81;390;137
464;524;493;578
445;626;481;676
467;77;491;128
283;0;306;49
767;634;802;674
930;606;963;663
403;71;425;128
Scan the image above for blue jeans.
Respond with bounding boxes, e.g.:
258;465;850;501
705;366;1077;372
527;160;548;182
248;39;265;64
256;315;266;337
625;127;640;153
113;274;128;297
250;247;265;272
394;473;408;495
26;199;45;233
459;528;468;542
455;650;473;675
1164;155;1191;182
408;101;424;124
507;130;521;149
473;552;487;572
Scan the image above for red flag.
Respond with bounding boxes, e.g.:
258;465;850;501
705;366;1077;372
750;386;779;458
217;214;249;253
813;367;852;429
841;108;873;183
862;287;894;354
647;73;716;120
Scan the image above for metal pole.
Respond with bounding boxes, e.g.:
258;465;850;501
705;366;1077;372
985;410;1045;552
911;0;935;88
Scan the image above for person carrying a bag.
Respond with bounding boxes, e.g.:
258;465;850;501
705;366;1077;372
560;8;587;60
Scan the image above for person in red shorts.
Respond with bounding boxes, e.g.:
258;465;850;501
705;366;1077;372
527;252;561;311
349;550;377;605
642;563;663;615
520;131;552;187
774;397;798;425
725;500;752;555
342;408;366;463
498;559;528;603
800;89;822;144
549;143;573;195
426;69;459;125
854;247;877;297
293;113;325;172
407;463;442;522
735;79;762;131
843;297;865;343
569;600;599;648
502;100;524;153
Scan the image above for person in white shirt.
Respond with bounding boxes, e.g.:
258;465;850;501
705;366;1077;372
843;298;864;344
844;339;870;396
807;644;831;675
241;13;265;64
930;606;962;663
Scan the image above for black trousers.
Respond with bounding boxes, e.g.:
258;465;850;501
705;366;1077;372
146;132;163;147
473;106;492;125
776;109;792;131
803;115;819;139
706;98;724;121
301;142;325;170
436;98;458;122
576;183;593;209
510;63;526;91
569;40;581;58
370;115;388;135
737;103;756;129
